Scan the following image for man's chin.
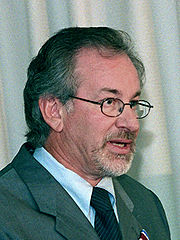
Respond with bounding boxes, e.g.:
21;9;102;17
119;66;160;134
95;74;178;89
93;151;134;177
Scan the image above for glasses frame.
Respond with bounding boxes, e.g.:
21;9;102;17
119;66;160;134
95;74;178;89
69;95;153;119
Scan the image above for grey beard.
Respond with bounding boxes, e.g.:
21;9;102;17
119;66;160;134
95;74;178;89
91;149;135;177
91;130;136;177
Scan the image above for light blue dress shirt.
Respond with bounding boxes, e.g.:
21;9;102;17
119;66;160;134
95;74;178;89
33;147;119;226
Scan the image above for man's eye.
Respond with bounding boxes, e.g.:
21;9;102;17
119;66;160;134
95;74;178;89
105;99;114;105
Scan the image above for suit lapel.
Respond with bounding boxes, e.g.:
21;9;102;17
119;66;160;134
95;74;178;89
113;178;142;240
13;144;99;240
30;179;99;240
55;190;99;240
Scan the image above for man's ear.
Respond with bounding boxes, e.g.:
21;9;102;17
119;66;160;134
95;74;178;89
39;97;64;132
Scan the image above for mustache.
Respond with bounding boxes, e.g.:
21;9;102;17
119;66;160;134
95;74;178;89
105;130;137;142
101;129;137;154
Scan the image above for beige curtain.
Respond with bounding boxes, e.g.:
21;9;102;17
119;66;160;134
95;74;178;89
0;0;179;239
26;0;49;55
0;72;10;169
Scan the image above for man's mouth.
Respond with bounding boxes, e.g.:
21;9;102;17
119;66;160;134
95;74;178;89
103;130;136;155
109;141;128;147
106;139;134;154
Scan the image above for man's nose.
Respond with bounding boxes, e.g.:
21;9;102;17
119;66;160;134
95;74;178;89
115;105;139;133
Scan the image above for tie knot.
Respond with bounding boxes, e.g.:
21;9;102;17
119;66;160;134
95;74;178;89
90;187;113;213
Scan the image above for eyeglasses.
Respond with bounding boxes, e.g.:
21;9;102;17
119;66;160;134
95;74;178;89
69;96;153;119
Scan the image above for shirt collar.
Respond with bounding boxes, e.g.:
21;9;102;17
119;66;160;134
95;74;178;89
33;147;116;219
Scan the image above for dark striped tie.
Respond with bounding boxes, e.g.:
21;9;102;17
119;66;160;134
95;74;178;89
90;187;122;240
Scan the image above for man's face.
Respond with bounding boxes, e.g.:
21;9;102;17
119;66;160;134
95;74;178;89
61;49;140;181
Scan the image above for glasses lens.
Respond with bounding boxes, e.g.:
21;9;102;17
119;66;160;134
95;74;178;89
102;98;124;117
136;100;150;119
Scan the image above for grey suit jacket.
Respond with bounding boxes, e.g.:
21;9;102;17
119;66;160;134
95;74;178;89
0;143;171;239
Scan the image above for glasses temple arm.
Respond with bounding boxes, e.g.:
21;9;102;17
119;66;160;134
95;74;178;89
69;96;101;105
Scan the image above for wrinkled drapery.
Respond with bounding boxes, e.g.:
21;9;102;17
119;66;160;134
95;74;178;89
0;1;179;239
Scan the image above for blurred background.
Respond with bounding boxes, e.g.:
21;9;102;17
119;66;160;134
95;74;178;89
0;1;179;238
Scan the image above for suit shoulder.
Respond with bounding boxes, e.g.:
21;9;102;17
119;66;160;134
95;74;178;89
0;145;38;211
0;161;13;177
115;174;171;239
116;174;150;193
115;174;169;219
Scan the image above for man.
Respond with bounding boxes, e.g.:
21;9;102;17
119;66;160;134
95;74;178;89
0;27;170;239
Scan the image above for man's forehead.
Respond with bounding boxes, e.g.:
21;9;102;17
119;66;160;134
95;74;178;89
75;48;105;72
74;48;137;82
75;47;126;68
75;49;140;99
75;48;139;81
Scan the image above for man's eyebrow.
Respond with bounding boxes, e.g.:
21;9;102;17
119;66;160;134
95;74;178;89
99;88;121;96
98;88;141;98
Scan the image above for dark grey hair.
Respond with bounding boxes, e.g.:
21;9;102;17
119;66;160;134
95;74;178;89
24;27;145;148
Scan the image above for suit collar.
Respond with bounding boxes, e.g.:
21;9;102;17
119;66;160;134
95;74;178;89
13;143;99;240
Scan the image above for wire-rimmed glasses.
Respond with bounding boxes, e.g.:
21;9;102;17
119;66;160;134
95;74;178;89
69;96;153;119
